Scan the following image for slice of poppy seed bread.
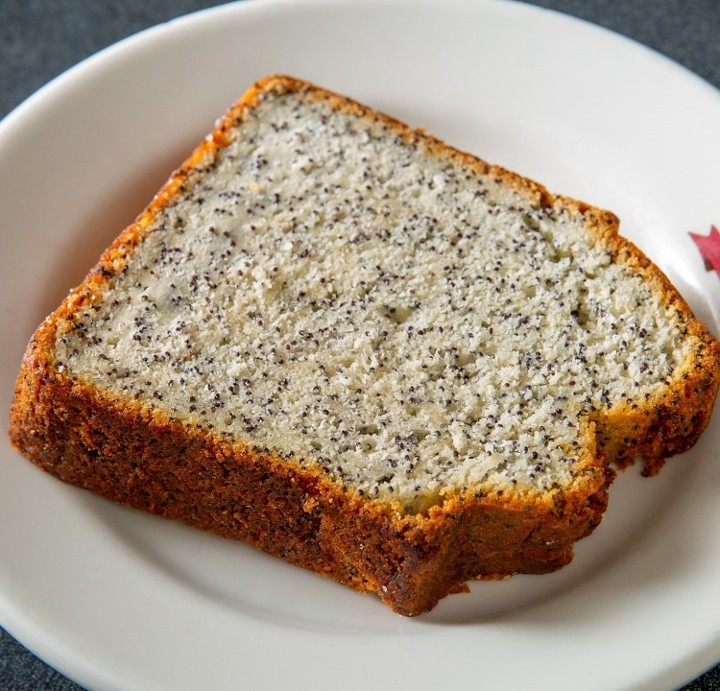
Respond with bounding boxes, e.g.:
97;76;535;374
10;75;720;615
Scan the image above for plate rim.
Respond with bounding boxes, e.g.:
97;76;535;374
1;1;720;689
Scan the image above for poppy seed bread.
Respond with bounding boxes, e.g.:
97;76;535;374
9;75;720;615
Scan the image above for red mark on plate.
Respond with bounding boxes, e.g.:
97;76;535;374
689;225;720;277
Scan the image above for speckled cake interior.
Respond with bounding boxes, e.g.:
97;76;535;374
53;86;693;512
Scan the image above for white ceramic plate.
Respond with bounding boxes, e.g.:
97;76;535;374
2;1;719;689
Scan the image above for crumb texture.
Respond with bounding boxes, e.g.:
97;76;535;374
54;87;694;511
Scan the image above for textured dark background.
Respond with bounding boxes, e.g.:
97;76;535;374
1;0;719;689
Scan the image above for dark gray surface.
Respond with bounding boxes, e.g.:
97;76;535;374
1;0;719;689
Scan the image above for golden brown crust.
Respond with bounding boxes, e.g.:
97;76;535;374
8;75;720;615
10;349;610;615
10;339;606;612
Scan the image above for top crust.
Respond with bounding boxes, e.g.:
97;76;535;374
9;75;720;614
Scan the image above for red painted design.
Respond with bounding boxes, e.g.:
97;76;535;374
690;225;720;276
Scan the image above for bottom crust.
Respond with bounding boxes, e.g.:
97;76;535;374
10;345;612;616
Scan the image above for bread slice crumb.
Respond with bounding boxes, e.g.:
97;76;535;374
10;75;720;614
